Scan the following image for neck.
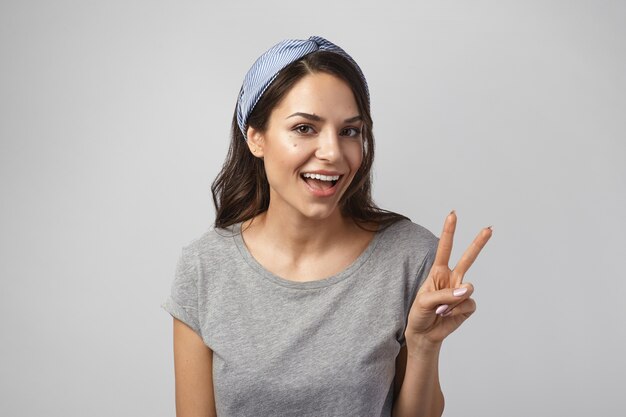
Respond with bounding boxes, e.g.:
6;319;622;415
245;206;356;260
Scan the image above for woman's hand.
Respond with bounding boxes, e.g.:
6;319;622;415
405;211;492;349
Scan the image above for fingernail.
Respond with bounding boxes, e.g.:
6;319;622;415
442;309;453;317
453;287;468;297
436;304;449;315
450;210;456;215
487;225;493;230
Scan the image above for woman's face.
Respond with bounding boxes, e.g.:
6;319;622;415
247;72;364;221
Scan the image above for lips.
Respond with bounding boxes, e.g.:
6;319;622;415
300;173;343;197
302;176;336;190
301;170;342;184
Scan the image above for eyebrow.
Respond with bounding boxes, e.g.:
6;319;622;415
286;112;362;123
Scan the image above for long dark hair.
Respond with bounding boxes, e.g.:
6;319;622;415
211;51;409;231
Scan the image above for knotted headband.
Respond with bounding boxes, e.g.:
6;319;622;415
236;35;370;141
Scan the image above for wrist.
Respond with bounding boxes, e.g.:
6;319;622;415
405;334;443;356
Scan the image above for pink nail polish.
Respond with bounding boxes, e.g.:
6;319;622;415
436;305;449;315
442;309;453;317
453;287;468;297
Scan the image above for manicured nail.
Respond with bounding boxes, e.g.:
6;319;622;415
442;309;453;317
436;304;449;315
453;287;468;297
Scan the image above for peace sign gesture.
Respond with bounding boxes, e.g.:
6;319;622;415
405;211;492;348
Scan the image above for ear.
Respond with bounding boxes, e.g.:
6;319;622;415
246;126;265;158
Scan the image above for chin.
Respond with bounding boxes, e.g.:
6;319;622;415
298;205;341;221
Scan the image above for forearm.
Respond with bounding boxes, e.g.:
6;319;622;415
392;338;445;417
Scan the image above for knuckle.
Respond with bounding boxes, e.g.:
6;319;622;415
416;294;431;310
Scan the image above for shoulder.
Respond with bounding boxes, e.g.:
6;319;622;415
373;218;439;267
179;223;240;263
379;218;439;251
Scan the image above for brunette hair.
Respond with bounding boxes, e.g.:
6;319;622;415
211;51;409;231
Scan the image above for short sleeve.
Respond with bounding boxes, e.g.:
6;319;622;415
400;237;438;347
414;238;438;294
161;247;202;337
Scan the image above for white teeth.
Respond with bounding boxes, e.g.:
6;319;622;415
302;173;340;181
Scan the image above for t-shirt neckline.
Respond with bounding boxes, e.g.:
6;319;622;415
231;221;384;289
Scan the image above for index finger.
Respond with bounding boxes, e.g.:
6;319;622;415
434;211;457;267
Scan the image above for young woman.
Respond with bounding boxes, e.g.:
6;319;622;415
163;35;492;417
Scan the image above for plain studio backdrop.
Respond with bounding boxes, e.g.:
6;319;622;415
1;0;624;416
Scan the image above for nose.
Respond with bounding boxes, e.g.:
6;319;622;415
314;130;341;162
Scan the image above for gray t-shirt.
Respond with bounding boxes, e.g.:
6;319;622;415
161;218;438;417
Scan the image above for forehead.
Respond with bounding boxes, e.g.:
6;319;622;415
271;72;359;119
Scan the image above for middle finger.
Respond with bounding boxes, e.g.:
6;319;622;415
452;226;492;286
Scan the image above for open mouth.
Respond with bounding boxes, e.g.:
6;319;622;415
300;173;342;191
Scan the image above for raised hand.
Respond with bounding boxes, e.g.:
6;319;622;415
405;211;492;348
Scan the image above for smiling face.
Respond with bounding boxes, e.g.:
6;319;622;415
246;72;364;222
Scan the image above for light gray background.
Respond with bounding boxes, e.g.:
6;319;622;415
1;0;624;416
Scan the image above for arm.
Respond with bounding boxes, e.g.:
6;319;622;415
173;318;217;417
394;212;491;417
392;340;444;417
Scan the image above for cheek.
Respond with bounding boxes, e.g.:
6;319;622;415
344;141;364;171
265;141;313;178
281;142;313;167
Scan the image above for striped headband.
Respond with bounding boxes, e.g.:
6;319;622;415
236;35;369;141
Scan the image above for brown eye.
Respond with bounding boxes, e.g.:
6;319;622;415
294;125;314;135
341;127;361;137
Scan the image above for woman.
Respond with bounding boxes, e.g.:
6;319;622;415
162;35;492;417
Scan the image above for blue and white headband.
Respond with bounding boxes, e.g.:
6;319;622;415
236;35;369;141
